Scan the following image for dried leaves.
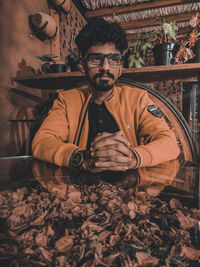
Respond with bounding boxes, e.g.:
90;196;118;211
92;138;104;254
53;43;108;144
0;180;200;266
175;12;200;64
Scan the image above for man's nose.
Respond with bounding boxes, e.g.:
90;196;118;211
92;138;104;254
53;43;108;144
100;56;110;70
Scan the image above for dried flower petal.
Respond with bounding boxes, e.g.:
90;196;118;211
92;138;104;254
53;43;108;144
189;12;199;28
189;29;199;47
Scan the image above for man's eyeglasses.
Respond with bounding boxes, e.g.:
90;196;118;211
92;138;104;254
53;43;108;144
84;53;123;66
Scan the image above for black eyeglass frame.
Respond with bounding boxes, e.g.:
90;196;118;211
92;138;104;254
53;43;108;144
84;53;123;66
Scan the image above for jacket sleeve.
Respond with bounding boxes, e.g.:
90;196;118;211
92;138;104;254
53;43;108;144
32;93;78;167
132;91;180;167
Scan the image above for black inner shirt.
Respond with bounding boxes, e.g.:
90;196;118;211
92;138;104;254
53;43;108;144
86;101;128;180
87;101;119;149
86;100;138;183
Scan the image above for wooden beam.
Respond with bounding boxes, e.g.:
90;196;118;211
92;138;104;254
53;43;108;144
126;26;192;41
86;0;200;18
120;11;198;30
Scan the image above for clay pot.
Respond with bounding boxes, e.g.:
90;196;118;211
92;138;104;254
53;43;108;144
49;61;67;73
30;12;57;39
51;0;71;13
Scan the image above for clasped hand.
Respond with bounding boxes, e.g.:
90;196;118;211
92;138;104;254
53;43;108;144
82;131;137;173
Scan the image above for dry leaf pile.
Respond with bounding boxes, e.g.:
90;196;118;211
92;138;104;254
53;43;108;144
0;180;200;267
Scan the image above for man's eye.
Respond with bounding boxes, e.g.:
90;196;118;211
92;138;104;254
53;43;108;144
110;56;118;63
109;56;120;64
91;55;101;62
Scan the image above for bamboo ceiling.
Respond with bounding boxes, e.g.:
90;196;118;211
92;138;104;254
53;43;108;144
75;0;200;41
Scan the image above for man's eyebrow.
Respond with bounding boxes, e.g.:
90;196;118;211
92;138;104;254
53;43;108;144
87;53;121;56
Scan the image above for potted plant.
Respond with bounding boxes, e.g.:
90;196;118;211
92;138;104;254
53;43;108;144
150;20;178;65
175;12;200;64
37;54;67;73
67;51;81;71
127;36;154;68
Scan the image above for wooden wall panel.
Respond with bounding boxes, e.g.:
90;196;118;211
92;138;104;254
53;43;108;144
59;1;87;61
153;81;183;113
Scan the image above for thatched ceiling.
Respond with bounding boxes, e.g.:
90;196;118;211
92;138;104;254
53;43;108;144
73;0;200;41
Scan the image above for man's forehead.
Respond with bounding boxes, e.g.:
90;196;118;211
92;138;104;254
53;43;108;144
87;43;120;53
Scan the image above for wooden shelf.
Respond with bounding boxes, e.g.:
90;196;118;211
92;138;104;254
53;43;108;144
15;71;85;90
15;63;200;90
122;63;200;83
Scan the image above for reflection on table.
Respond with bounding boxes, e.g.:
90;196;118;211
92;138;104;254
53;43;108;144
32;158;199;207
0;156;198;207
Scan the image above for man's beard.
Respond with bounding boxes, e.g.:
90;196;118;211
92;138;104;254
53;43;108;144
87;71;116;92
92;79;114;92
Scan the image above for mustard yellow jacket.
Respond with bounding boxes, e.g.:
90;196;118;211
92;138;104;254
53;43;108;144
32;84;180;174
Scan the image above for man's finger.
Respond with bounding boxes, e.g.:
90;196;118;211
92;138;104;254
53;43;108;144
91;132;130;151
91;145;131;158
91;131;124;146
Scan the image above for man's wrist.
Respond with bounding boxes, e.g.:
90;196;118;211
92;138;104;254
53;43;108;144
70;150;86;169
129;148;142;169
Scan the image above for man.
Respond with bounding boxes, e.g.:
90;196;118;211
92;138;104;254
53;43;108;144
32;18;180;181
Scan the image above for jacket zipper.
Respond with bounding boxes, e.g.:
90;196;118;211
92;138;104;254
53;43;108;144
76;95;94;146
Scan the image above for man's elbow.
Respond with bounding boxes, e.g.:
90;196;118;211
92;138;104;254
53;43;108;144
170;136;180;160
174;143;180;159
31;139;39;159
31;134;42;159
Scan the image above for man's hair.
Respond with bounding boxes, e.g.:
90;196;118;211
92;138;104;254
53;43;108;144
75;18;128;58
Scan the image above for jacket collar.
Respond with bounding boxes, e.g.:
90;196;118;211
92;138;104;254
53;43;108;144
80;83;120;111
104;85;120;112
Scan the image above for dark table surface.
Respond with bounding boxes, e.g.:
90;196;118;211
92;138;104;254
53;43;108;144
0;156;200;266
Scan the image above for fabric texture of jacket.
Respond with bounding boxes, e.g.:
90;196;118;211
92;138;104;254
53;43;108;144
32;84;180;181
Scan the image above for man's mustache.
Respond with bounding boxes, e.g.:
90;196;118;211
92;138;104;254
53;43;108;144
94;71;114;80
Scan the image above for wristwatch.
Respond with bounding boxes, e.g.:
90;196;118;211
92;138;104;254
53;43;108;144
70;150;85;169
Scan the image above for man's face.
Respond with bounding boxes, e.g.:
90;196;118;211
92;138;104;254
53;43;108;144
83;43;123;92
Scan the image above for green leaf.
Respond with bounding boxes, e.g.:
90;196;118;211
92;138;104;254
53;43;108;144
157;20;178;42
142;42;154;54
36;54;57;62
128;55;135;68
163;22;177;41
41;62;50;67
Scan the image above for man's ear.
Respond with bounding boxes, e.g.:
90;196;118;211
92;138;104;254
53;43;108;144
118;65;122;77
80;60;86;73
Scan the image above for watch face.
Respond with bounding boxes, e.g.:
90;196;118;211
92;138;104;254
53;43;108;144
71;151;84;167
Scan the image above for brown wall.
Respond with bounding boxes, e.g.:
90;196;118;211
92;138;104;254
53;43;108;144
0;0;86;157
0;1;50;156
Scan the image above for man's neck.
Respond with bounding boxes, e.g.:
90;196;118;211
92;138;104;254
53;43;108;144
92;88;114;105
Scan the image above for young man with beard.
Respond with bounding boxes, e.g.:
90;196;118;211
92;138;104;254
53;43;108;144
32;18;180;182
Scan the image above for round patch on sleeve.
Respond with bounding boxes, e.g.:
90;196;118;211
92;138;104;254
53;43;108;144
147;105;162;118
